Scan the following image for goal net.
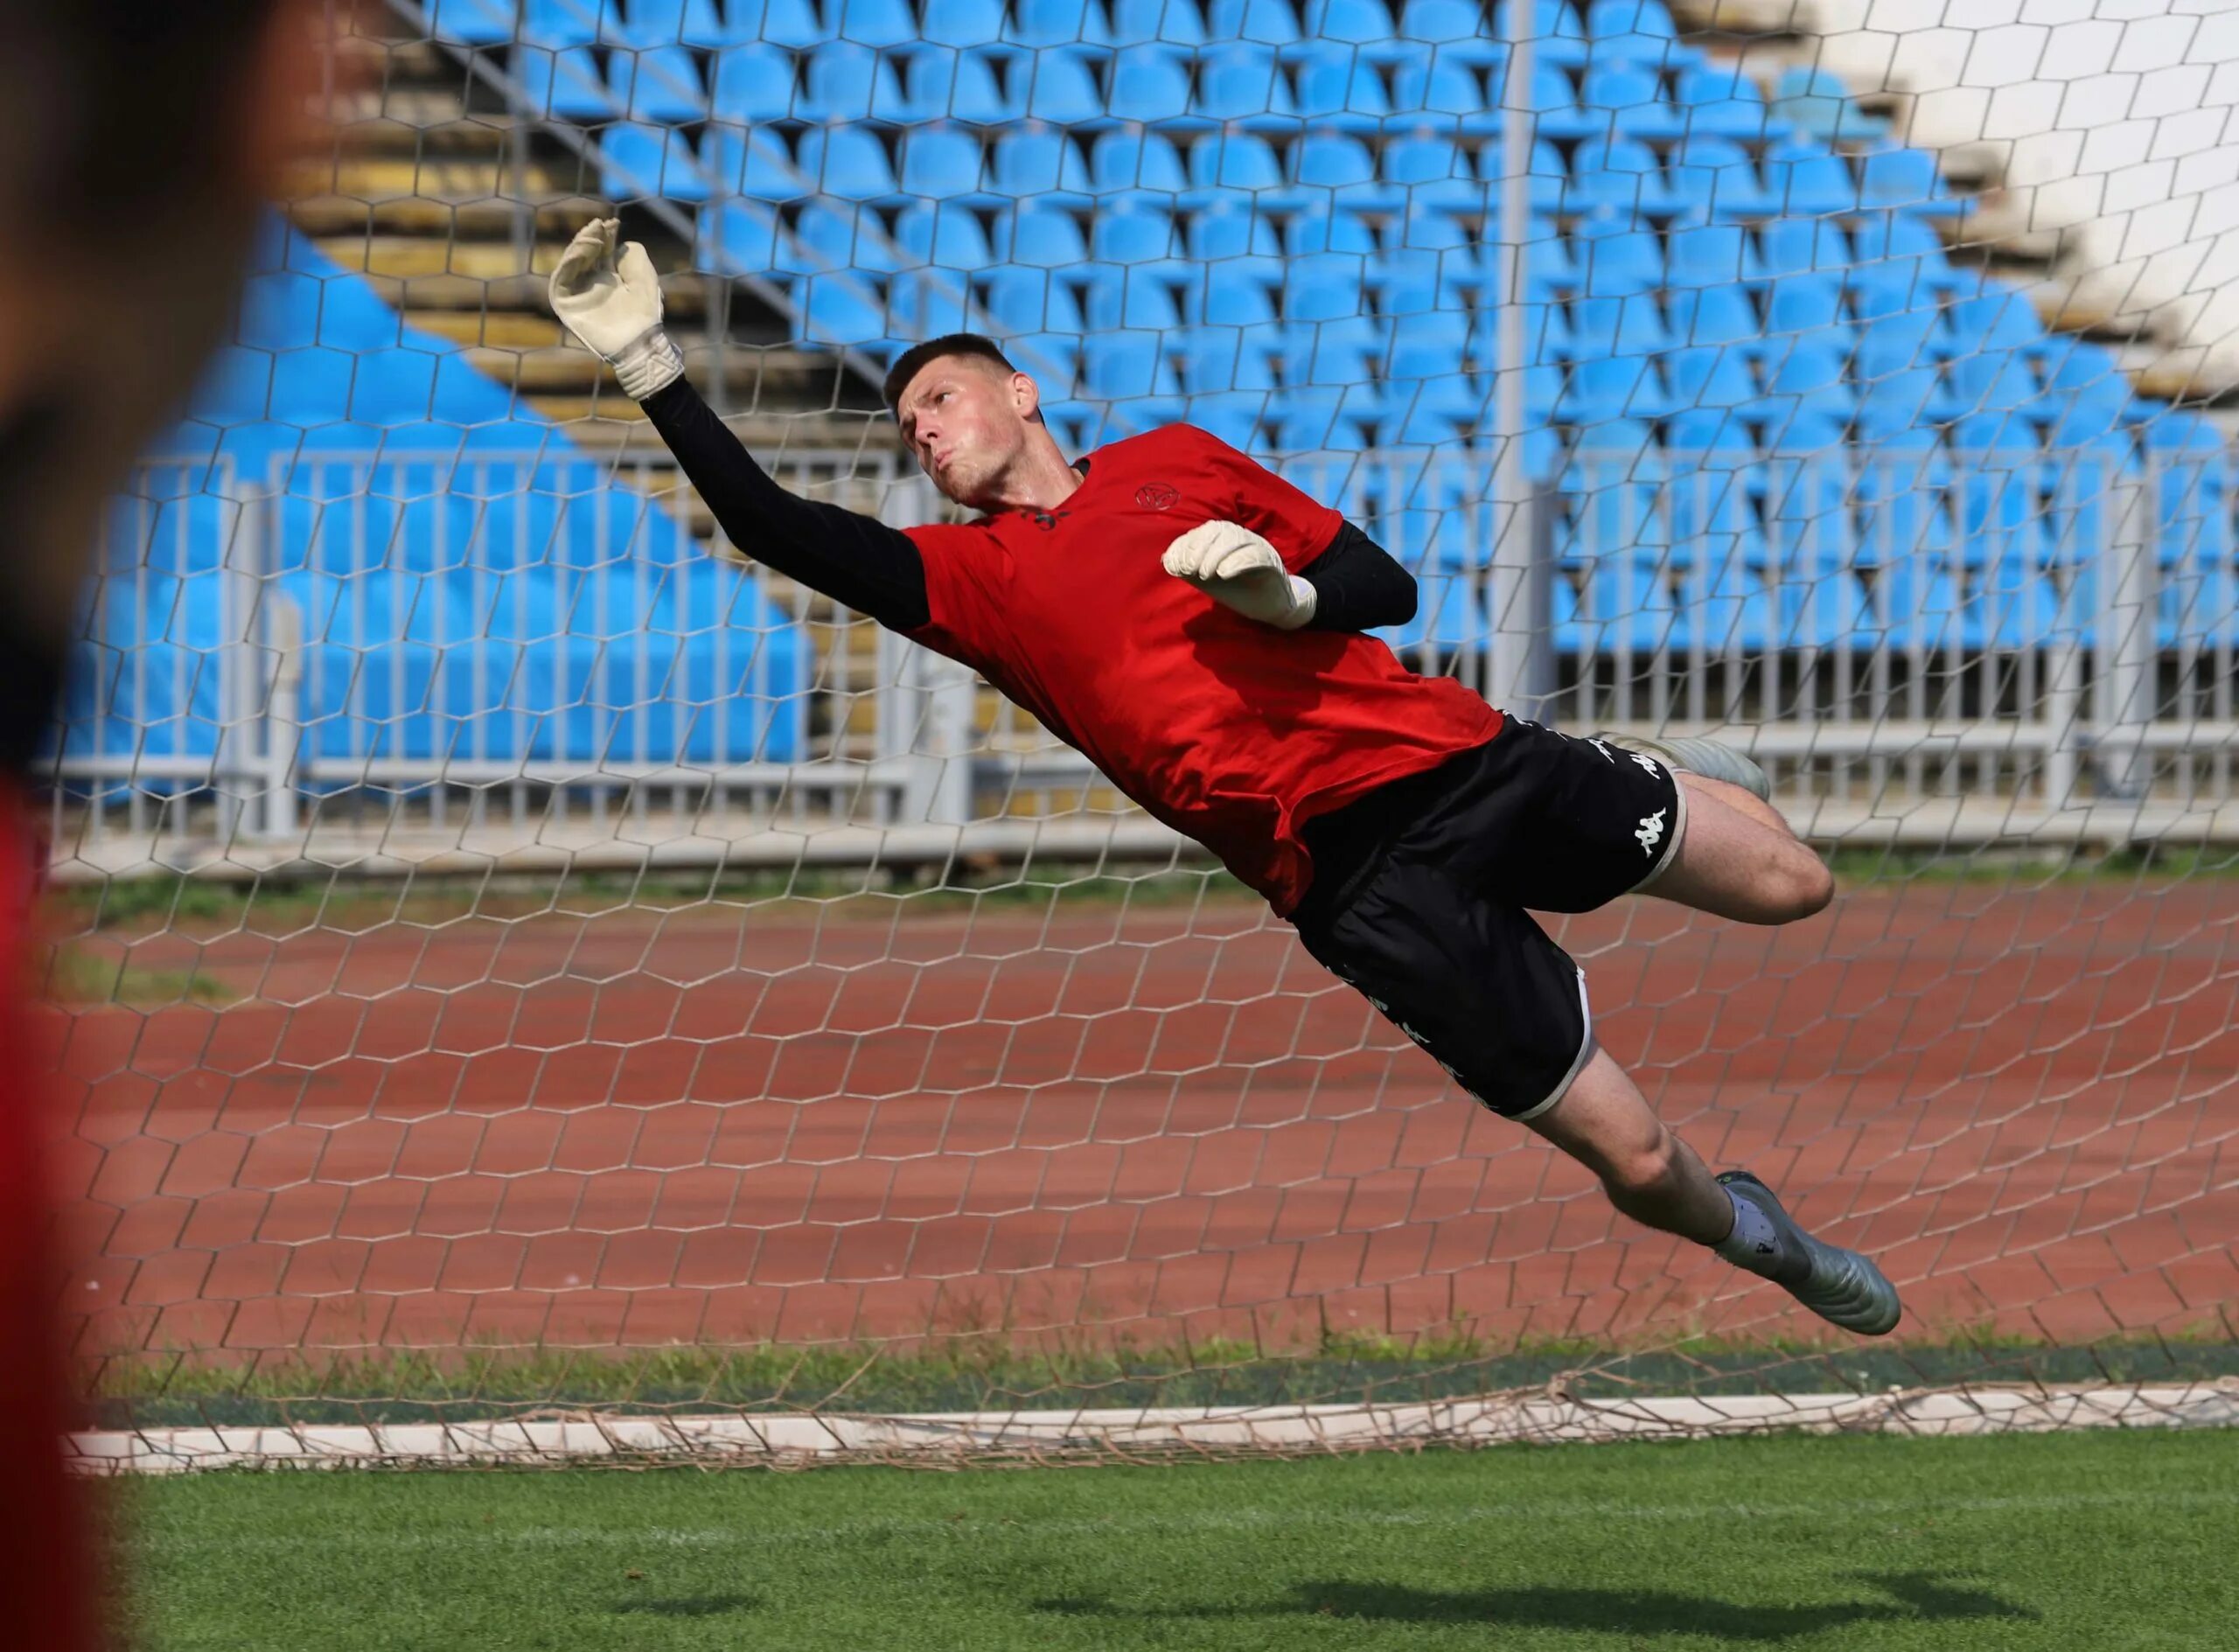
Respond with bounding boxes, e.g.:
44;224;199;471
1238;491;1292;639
50;0;2239;1469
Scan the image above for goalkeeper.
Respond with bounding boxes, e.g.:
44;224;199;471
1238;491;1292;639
552;220;1901;1336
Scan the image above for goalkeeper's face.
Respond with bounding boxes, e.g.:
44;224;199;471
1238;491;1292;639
896;355;1040;510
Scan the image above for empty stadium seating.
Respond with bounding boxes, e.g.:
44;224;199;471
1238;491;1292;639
73;216;808;780
396;0;2223;661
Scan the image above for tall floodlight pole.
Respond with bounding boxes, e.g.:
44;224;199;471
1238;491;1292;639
1488;0;1546;718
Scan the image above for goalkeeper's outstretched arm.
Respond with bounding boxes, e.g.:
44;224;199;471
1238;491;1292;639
550;219;933;631
549;220;1418;637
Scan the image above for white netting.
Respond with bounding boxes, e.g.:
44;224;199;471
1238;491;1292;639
50;0;2239;1467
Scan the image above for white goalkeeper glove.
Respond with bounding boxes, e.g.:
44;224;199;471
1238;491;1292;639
548;217;685;401
1161;520;1318;631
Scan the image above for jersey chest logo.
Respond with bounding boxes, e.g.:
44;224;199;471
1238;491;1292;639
1135;483;1178;512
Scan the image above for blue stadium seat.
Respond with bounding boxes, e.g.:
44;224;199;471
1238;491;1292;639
1183;129;1290;197
1946;349;2038;419
1207;0;1301;43
832;0;921;45
1472;137;1567;214
1666;216;1767;289
1183;188;1281;256
1514;61;1597;142
1011;0;1116;45
1268;383;1381;450
1857;143;1964;216
795;202;903;274
1586;0;1681;53
1573;217;1663;295
794;269;889;348
896;122;992;199
522;0;603;46
1382;373;1492;452
1107;45;1196;122
705;129;804;199
599;122;711;202
1671;136;1774;220
1585;62;1684;142
1672;62;1771;143
617;0;727;45
992;124;1094;200
697;199;782;274
1853;308;1951;374
1853;366;1956;437
1372;247;1472;316
1665;407;1753;453
1387;49;1495;124
1758;217;1850;282
924;0;1009;45
799;43;911;124
994;202;1092;266
710;44;799;122
719;0;825;45
798;126;899;200
2033;383;2128;446
1285;206;1377;254
1091;193;1182;259
1763;408;1848;452
1282;249;1370;320
2144;414;2232;644
1291;132;1398;207
1110;0;1210;45
1573;292;1671;359
1386;309;1471;377
1773;66;1887;145
1181;325;1283;391
917;49;1030;123
1383;129;1465;187
1194;45;1301;127
1950;285;2046;353
1083;332;1182;397
518;46;616;119
986;266;1086;331
1085;261;1186;328
1558;355;1673;422
1185;391;1272;448
431;0;517;44
1666;284;1759;348
1764;272;1845;333
1563;138;1679;219
1196;261;1283;322
1088;127;1189;191
1303;0;1400;45
1666;344;1756;411
1294;50;1393;134
1760;140;1861;216
1022;46;1111;123
1848;210;1968;294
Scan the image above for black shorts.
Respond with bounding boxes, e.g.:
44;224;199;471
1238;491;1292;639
1289;718;1685;1121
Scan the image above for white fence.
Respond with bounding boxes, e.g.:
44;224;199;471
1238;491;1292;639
42;443;2239;881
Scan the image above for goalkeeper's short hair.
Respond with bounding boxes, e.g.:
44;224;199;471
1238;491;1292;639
882;333;1020;415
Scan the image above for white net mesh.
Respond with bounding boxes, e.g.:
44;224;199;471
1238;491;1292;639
50;0;2239;1467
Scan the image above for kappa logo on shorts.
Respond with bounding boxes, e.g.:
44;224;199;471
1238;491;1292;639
1635;807;1668;857
1587;738;1616;764
1630;752;1663;777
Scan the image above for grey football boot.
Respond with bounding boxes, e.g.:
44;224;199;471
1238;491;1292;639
1592;732;1771;802
1716;1170;1903;1336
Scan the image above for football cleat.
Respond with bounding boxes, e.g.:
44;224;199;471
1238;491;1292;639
1718;1170;1902;1336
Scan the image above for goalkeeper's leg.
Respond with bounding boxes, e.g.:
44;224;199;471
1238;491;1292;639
1637;772;1834;927
1528;1046;1903;1335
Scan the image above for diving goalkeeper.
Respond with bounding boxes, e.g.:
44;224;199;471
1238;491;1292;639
551;220;1901;1335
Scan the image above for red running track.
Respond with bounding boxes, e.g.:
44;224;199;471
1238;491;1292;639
49;881;2239;1360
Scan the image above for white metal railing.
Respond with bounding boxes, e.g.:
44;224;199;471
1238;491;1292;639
42;444;2239;876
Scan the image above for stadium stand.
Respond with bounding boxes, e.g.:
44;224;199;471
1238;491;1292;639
134;0;2233;776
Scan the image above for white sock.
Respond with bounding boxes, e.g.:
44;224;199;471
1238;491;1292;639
1716;1188;1786;1277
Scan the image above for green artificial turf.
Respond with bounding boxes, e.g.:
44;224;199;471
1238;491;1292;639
121;1426;2237;1651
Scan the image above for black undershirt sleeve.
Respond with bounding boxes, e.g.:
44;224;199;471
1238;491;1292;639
1297;521;1419;633
639;377;931;632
